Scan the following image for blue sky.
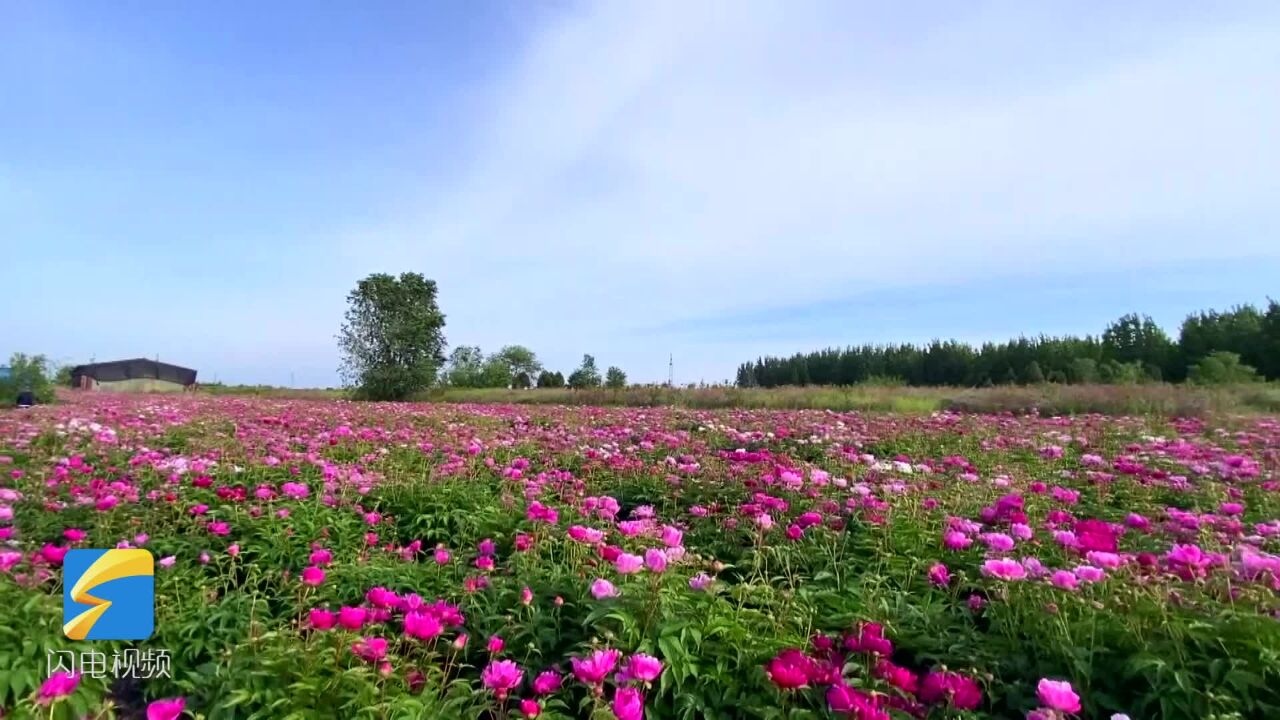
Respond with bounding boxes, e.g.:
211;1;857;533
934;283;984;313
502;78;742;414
3;1;1278;387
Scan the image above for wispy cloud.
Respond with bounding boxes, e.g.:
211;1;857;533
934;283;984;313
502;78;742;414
331;2;1279;382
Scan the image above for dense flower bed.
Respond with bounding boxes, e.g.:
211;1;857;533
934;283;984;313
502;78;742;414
1;395;1278;719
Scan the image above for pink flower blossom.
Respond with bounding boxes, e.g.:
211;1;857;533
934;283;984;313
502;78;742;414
591;578;620;599
1037;678;1081;714
614;553;644;574
533;670;563;694
351;637;388;662
644;548;667;573
309;608;337;630
612;687;644;720
36;672;80;704
481;660;524;699
572;648;621;685
146;697;186;720
927;563;951;587
618;653;663;683
981;558;1027;581
404;611;443;640
300;566;325;586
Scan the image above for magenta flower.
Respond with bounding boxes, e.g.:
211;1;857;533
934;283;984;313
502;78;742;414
981;558;1027;581
612;687;644;720
643;548;667;573
404;611;443;640
488;635;505;654
146;697;186;720
614;553;644;575
618;653;663;683
1037;678;1082;714
533;669;563;695
351;637;388;662
764;649;815;690
927;563;951;587
481;660;524;700
688;573;713;591
36;672;80;704
943;531;973;550
300;566;325;586
591;578;620;599
1050;570;1079;591
337;606;367;630
572;648;621;685
309;608;337;630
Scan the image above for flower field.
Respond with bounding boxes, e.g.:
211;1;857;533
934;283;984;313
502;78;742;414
2;395;1279;719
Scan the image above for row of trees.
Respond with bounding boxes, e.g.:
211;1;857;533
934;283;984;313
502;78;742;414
337;272;630;399
443;348;628;390
736;302;1280;388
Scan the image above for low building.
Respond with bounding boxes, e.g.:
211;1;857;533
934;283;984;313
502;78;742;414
70;359;197;393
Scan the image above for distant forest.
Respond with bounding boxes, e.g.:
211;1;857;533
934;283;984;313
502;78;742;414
736;301;1280;387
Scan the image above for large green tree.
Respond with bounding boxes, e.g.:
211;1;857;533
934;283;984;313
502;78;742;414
605;366;627;389
443;346;484;387
338;272;446;400
567;354;602;389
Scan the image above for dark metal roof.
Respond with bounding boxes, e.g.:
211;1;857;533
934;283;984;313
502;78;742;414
70;359;197;386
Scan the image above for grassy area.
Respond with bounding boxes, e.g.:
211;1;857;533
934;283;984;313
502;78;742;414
189;382;1280;417
417;382;1280;416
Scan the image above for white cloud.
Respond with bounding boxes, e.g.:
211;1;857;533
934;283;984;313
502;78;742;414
335;2;1280;382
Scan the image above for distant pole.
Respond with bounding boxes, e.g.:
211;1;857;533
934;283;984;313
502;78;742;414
668;354;674;387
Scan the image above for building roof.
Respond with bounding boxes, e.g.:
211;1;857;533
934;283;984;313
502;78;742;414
71;358;197;386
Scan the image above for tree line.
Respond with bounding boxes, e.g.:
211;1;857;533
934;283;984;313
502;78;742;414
338;272;627;399
443;348;627;390
735;302;1280;388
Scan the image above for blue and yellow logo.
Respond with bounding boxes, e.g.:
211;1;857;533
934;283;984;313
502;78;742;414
63;549;154;640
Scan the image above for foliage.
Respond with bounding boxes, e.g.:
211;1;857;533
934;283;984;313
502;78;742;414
567;355;602;389
444;345;542;389
443;346;485;388
0;352;55;404
2;394;1279;719
605;367;627;389
338;272;447;400
537;371;566;389
737;301;1280;388
1188;351;1262;385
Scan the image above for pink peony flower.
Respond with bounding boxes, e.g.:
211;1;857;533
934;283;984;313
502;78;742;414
36;672;80;704
1037;678;1081;714
572;648;621;685
300;566;325;586
764;648;815;690
351;637;388;662
644;548;667;573
928;563;951;587
519;698;541;718
481;660;524;699
146;697;186;720
404;611;443;640
688;573;713;591
614;553;644;575
309;608;337;630
981;558;1027;581
533;670;563;695
618;653;663;683
591;578;620;599
337;606;367;630
1050;570;1079;591
612;687;644;720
